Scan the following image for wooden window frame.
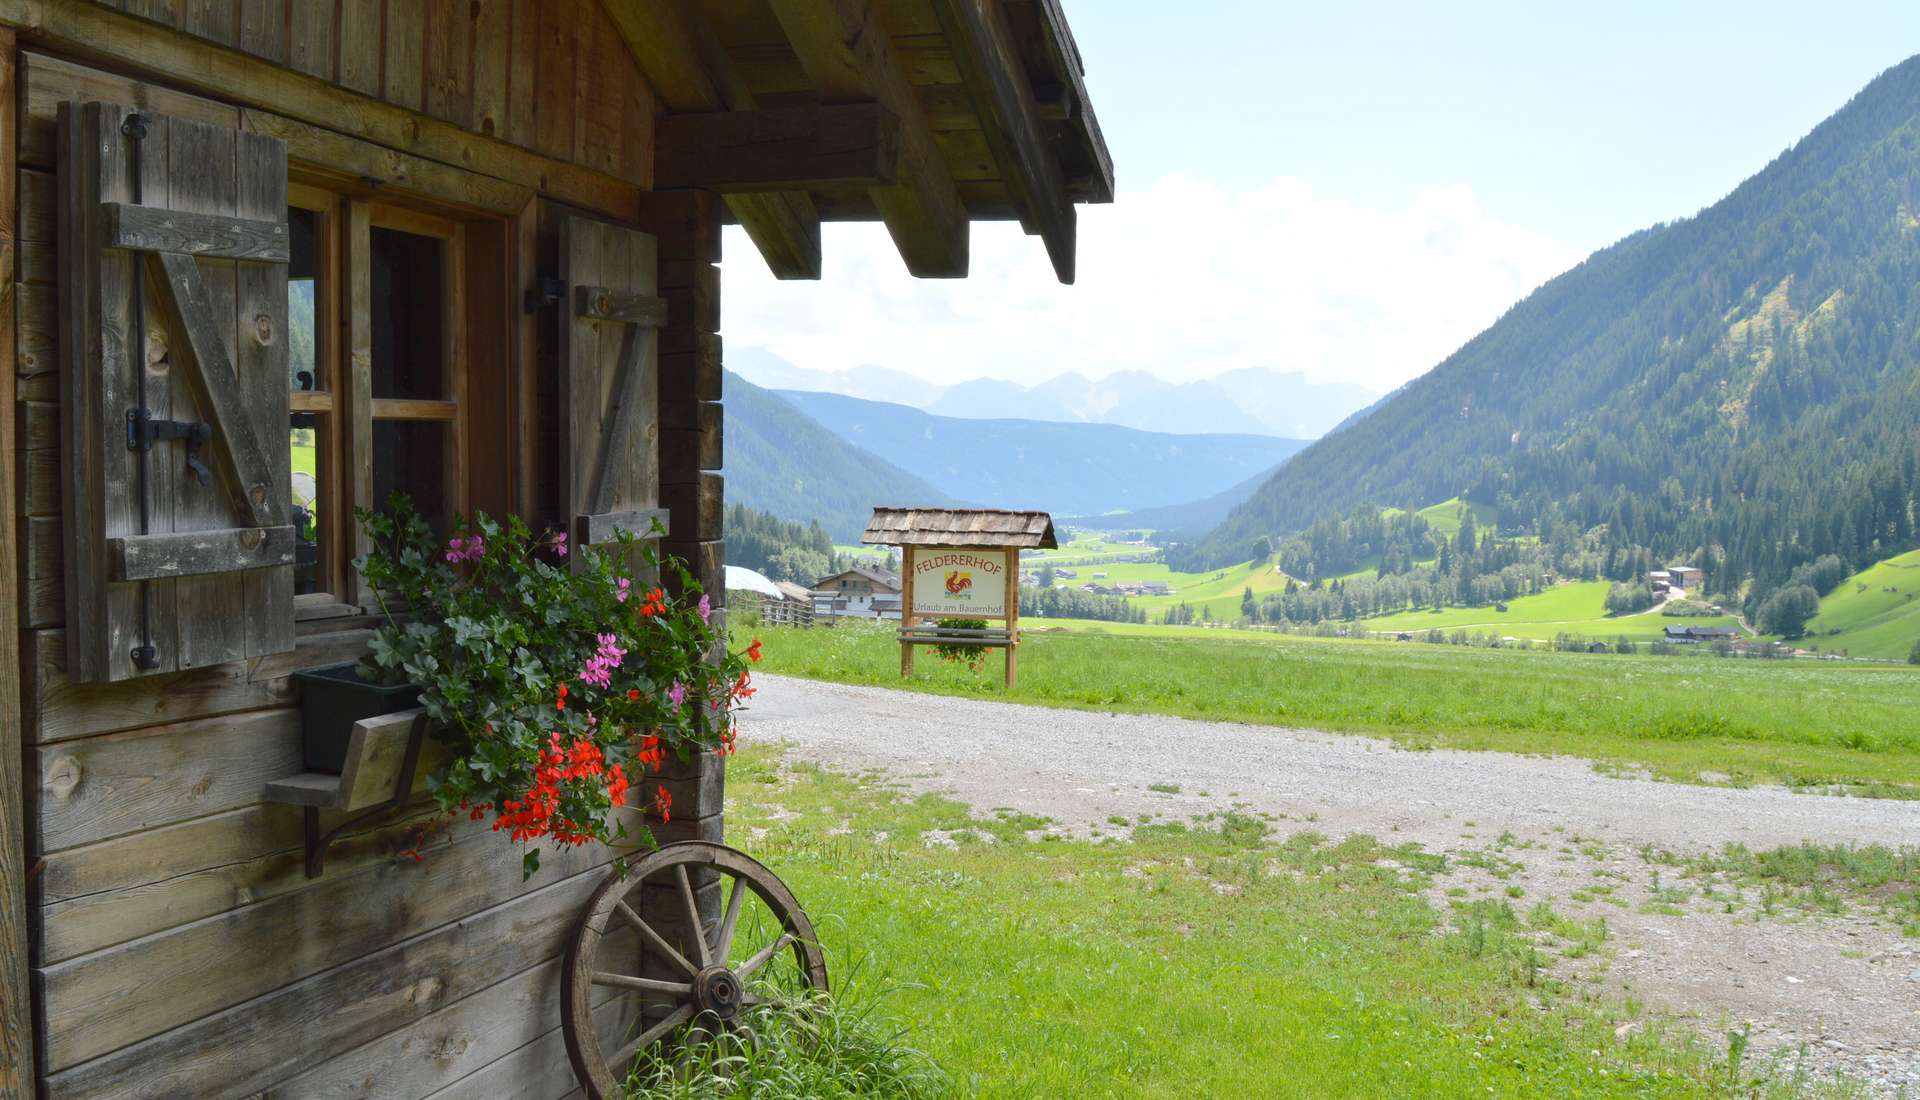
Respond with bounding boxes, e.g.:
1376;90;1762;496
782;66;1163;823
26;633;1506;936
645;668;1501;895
289;177;492;615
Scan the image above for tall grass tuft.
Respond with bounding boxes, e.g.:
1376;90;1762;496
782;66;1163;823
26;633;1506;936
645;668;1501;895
622;987;954;1100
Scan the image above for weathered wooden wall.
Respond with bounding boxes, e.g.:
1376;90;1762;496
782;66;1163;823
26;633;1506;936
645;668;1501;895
93;0;656;188
8;14;731;1098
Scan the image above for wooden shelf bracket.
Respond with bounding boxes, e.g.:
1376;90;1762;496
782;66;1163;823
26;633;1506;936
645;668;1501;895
263;708;432;878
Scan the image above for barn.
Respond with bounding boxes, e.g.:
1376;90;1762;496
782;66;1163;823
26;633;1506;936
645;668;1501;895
0;2;1112;1096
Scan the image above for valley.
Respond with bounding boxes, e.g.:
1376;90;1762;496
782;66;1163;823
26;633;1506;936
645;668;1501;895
708;39;1920;1100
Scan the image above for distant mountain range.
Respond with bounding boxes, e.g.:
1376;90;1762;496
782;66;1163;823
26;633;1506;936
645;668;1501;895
743;384;1307;521
729;347;1377;439
1182;54;1920;615
1077;462;1288;536
723;373;955;542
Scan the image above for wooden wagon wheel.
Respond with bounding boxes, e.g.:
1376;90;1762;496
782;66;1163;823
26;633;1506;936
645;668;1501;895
561;840;829;1098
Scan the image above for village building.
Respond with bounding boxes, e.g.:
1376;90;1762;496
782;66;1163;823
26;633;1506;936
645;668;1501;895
812;566;905;620
1669;565;1704;589
0;3;1113;1097
726;565;813;627
1664;625;1741;643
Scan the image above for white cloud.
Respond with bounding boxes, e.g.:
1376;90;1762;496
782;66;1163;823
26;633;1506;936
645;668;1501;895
720;175;1581;393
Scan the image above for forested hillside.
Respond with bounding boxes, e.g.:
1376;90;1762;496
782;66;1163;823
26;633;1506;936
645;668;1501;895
1185;54;1920;623
724;373;955;541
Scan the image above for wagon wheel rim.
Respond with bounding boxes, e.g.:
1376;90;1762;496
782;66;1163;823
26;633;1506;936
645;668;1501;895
561;841;829;1099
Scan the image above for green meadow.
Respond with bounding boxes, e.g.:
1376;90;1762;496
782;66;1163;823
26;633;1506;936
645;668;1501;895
748;621;1920;795
1799;548;1920;659
720;745;1850;1098
1357;580;1744;642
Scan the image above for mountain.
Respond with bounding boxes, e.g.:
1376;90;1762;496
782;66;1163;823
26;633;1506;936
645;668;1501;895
731;349;1377;438
1069;461;1288;537
1184;55;1920;611
1208;369;1382;439
723;373;955;542
727;347;937;407
927;377;1077;421
772;389;1310;517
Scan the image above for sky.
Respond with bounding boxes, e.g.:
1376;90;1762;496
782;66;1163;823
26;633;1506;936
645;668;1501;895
721;2;1920;395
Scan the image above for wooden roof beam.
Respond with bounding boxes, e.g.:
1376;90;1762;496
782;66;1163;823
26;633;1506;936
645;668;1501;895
766;0;970;278
600;0;823;279
655;103;901;192
932;0;1075;283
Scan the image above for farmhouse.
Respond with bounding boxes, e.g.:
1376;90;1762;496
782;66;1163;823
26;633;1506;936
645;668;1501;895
812;566;905;620
0;3;1113;1097
1664;625;1741;643
1668;565;1704;589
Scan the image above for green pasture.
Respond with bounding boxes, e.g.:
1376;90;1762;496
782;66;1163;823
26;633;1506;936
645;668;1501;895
1798;548;1920;659
721;745;1847;1098
1033;556;1294;620
752;622;1920;795
1379;496;1499;540
1358;581;1744;642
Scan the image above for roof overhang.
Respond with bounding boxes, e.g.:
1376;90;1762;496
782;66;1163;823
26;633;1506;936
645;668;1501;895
863;506;1059;548
602;0;1112;283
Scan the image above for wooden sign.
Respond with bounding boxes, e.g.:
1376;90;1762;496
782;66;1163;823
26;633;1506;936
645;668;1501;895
909;547;1010;618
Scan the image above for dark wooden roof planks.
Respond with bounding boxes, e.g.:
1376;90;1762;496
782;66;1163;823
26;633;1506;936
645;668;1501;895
862;507;1058;549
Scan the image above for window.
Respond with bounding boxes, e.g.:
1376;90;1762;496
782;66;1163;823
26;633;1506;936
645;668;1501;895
288;184;498;612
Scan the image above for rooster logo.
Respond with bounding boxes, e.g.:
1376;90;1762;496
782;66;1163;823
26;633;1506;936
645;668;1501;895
945;570;974;595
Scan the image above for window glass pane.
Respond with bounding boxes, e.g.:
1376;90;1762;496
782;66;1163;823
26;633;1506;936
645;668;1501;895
373;420;449;534
288;207;320;393
291;419;322;594
370;226;445;400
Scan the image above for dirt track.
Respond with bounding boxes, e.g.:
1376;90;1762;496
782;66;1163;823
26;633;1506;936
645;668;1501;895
740;674;1920;1095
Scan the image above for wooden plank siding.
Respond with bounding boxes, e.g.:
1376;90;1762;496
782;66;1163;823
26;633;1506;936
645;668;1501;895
0;18;729;1100
0;27;33;1100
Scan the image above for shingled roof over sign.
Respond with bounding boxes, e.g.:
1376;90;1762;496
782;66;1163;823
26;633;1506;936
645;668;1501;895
862;507;1058;548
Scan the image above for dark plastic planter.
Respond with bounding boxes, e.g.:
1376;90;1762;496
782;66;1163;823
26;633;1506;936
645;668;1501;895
293;662;422;773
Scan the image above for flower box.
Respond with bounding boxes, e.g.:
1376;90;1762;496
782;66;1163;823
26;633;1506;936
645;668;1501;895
293;662;422;773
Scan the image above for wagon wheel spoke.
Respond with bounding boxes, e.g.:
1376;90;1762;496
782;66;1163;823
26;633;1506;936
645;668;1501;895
564;843;829;1100
735;932;795;982
606;1002;696;1072
615;899;698;978
676;864;713;968
591;971;693;999
713;875;748;962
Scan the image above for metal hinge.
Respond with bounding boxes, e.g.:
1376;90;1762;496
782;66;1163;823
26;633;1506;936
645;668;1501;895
524;275;565;313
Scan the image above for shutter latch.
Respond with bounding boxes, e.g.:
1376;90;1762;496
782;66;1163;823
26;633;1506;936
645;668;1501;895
126;408;213;486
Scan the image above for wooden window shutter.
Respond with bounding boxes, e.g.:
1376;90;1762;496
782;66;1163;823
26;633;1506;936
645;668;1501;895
58;101;295;682
559;216;670;554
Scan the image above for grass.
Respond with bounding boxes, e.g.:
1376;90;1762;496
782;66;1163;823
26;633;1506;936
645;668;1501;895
1358;581;1743;642
1647;841;1920;935
1380;496;1500;541
624;987;951;1099
713;745;1857;1098
1798;548;1920;660
750;621;1920;794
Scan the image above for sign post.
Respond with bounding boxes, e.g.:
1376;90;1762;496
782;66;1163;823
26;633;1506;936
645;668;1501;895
864;509;1056;690
900;545;916;677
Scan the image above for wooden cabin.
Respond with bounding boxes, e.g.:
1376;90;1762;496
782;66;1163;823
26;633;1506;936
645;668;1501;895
0;2;1112;1096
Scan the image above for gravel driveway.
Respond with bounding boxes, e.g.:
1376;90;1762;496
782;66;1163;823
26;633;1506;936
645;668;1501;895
741;674;1920;1095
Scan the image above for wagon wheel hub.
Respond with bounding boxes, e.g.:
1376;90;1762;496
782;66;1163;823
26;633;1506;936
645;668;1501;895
693;965;744;1020
561;841;831;1100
